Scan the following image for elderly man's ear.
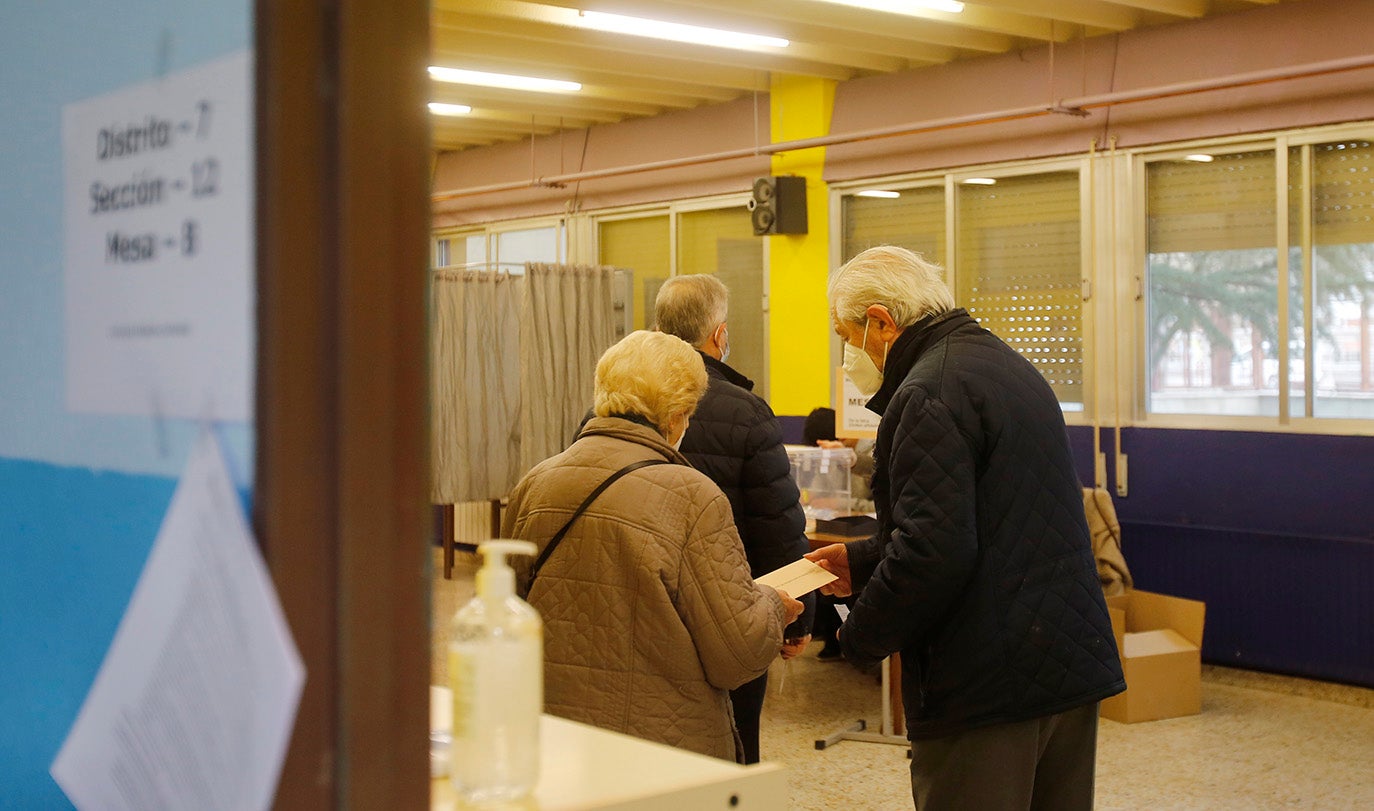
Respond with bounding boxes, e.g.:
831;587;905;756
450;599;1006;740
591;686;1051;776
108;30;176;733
864;304;901;341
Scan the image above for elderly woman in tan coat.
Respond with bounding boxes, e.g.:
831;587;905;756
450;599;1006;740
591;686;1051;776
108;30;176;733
503;330;803;762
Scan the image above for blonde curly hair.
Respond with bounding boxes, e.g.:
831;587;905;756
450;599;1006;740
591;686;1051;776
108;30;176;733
593;330;708;435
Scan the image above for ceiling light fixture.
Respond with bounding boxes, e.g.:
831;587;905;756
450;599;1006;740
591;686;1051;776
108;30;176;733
428;102;473;117
428;67;581;93
855;189;901;198
817;0;965;16
1184;153;1215;162
962;177;997;185
574;10;789;50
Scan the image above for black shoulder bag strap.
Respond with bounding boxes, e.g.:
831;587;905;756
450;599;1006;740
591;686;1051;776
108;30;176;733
527;458;670;586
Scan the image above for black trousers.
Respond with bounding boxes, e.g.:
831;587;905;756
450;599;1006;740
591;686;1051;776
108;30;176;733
729;671;769;764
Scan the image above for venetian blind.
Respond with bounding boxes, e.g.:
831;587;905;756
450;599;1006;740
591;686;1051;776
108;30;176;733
841;187;945;266
956;171;1083;405
1310;140;1374;245
1148;151;1276;252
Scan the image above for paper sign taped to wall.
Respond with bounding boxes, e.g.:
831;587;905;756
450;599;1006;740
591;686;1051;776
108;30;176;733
836;368;879;440
50;429;303;811
62;50;253;421
756;559;838;598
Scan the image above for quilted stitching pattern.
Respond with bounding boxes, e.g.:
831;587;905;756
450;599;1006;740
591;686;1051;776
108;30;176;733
680;355;813;634
502;417;785;760
844;312;1124;738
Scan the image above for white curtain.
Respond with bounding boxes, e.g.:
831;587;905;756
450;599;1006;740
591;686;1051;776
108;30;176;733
431;263;619;503
519;262;619;472
431;268;522;502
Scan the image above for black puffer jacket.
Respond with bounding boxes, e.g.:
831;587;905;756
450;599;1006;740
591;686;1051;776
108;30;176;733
841;309;1124;739
681;353;815;637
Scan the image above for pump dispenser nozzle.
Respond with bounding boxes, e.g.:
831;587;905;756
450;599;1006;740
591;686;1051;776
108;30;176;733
475;540;536;599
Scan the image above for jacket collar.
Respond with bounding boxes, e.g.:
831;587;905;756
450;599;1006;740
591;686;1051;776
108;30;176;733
866;308;976;416
699;351;754;391
577;415;691;465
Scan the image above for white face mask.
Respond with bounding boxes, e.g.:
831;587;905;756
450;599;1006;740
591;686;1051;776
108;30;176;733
672;418;689;451
718;326;731;364
841;319;885;397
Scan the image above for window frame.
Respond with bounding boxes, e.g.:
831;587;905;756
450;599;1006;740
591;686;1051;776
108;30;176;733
829;155;1094;426
1130;123;1374;437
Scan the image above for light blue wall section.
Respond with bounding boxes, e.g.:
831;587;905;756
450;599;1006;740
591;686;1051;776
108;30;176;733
1;2;251;806
0;0;252;478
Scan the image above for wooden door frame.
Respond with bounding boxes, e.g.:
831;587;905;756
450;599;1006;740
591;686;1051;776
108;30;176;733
255;1;431;806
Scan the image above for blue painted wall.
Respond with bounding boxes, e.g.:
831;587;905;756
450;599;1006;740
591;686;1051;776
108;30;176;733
0;3;250;807
1071;426;1374;688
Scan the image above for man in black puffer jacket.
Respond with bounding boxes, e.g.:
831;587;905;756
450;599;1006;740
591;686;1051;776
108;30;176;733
654;275;815;765
807;246;1124;810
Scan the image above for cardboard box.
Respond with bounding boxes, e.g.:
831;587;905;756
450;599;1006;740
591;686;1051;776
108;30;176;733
1099;589;1206;724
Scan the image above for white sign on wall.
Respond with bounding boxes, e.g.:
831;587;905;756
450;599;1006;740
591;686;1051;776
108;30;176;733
836;368;879;440
62;50;253;421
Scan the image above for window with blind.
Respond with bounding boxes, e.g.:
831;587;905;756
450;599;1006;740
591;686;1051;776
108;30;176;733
956;172;1084;409
678;207;766;396
497;225;562;267
598;215;670;331
1145;151;1280;417
842;187;945;266
434;232;486;268
1304;140;1374;419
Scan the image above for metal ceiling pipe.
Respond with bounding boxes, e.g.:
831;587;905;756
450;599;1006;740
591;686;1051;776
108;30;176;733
431;54;1374;203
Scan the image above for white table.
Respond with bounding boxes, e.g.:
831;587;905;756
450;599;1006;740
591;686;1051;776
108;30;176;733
431;687;787;810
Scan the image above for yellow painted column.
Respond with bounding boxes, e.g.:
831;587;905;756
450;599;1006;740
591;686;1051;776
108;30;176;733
767;75;835;417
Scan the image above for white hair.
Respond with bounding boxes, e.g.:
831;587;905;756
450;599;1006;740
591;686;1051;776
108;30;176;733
828;246;954;329
654;274;729;347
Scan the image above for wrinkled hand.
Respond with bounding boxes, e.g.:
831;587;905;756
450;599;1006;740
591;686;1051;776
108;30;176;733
804;543;852;597
773;588;805;626
780;634;811;660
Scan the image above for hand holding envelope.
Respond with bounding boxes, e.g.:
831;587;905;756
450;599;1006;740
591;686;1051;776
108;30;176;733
756;558;838;598
803;543;853;597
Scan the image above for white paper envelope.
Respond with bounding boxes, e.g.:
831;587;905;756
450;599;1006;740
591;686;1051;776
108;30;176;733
756;558;838;597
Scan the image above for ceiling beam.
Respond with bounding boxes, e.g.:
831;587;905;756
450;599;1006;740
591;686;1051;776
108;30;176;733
1096;0;1207;17
429;53;747;103
437;7;910;77
431;34;769;92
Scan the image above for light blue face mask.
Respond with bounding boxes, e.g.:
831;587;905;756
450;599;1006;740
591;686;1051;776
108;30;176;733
717;324;731;364
841;318;885;397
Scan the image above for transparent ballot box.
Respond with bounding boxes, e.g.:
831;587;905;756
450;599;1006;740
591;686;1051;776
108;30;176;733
784;445;853;521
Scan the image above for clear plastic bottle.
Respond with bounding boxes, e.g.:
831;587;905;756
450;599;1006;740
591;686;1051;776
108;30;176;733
448;540;543;804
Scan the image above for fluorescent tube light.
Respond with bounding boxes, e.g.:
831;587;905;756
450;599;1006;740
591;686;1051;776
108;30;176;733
818;0;965;16
1184;154;1215;162
428;103;473;117
428;66;581;94
855;189;901;198
575;10;789;50
962;177;997;185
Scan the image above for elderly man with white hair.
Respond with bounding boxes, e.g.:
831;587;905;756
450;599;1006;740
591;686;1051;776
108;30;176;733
806;246;1124;810
503;330;803;763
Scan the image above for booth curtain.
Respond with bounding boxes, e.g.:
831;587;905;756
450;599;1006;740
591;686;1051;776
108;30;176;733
431;263;619;503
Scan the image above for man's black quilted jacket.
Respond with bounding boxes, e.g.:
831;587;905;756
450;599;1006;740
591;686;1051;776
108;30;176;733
841;309;1124;739
681;352;815;638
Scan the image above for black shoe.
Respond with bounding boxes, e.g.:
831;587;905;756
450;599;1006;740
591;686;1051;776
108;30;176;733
817;643;843;661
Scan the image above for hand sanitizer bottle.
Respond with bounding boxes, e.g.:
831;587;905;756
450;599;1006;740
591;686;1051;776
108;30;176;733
449;540;542;803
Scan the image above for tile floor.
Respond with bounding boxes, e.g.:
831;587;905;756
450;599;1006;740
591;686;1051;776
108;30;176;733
432;550;1374;810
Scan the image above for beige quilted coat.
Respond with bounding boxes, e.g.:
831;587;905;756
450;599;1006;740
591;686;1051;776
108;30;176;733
503;416;786;761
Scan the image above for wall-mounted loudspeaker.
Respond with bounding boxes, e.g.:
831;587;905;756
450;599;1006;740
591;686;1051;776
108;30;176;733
747;176;808;236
